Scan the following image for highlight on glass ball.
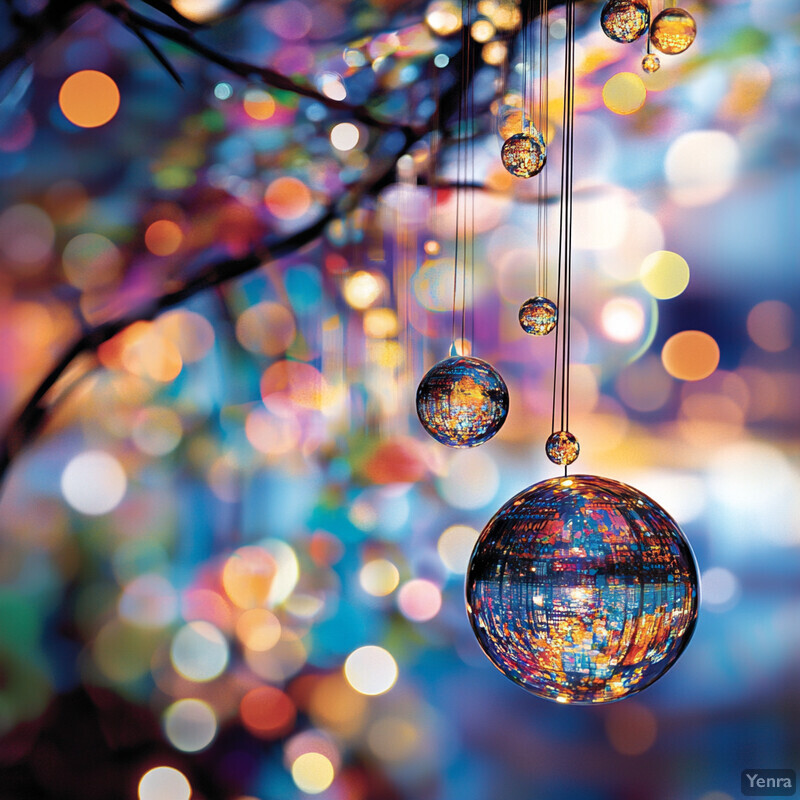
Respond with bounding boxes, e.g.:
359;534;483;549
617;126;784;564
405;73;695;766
466;475;699;704
545;430;579;466
501;131;546;179
416;356;509;448
650;8;697;55
641;53;661;73
519;296;558;336
600;0;650;43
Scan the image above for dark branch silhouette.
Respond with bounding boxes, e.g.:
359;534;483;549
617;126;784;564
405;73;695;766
0;16;486;489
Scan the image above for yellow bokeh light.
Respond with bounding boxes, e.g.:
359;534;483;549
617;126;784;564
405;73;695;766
640;250;690;299
363;307;398;338
661;330;720;381
344;645;398;695
59;70;120;128
291;752;335;795
343;270;384;309
138;766;191;800
236;607;282;651
222;546;277;609
471;19;495;43
244;89;276;120
602;72;647;115
359;559;400;597
425;0;462;36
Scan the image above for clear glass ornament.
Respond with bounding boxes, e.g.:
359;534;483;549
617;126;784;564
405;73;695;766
650;8;697;55
416;356;509;447
546;430;579;465
600;0;650;43
519;296;557;336
466;475;699;704
641;53;661;73
501;131;546;178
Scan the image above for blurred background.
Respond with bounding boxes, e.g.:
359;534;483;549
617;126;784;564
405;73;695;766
0;0;797;798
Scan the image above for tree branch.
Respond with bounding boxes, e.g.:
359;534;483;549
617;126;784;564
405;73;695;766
101;1;418;135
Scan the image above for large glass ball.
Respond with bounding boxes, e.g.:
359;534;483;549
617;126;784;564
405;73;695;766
416;356;509;447
600;0;650;43
501;131;546;178
466;475;699;704
545;430;579;465
519;296;557;335
650;8;697;55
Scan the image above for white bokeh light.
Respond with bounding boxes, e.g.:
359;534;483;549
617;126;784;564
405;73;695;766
61;450;127;515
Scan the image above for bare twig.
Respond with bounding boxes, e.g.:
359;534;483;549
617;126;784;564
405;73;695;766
101;1;418;135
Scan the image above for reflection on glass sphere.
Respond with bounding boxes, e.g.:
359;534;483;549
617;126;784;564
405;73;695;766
641;53;661;73
600;0;650;43
501;131;546;178
416;356;509;447
519;296;557;335
466;475;699;704
650;8;697;55
546;430;579;465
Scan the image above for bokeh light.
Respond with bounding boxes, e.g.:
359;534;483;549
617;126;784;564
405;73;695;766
330;122;360;151
344;646;398;695
397;579;442;622
640;251;690;300
61;450;127;515
170;621;229;682
747;300;793;352
601;297;645;343
138;766;191;800
163;699;218;752
437;524;479;573
291;752;335;794
145;220;183;256
602;72;646;115
265;177;312;220
359;559;400;596
240;686;296;739
59;71;120;128
661;331;720;381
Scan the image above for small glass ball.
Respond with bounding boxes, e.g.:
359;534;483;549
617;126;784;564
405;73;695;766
546;430;579;465
600;0;649;43
519;296;557;336
641;53;661;73
650;8;697;55
466;474;699;703
501;131;546;178
416;356;509;447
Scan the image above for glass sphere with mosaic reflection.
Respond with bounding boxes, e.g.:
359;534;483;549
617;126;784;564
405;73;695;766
501;131;546;178
641;53;661;73
416;356;509;447
546;430;579;466
519;296;557;336
650;8;697;55
466;475;699;704
600;0;650;43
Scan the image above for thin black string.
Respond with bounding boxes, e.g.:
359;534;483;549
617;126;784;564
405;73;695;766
461;0;470;351
559;0;574;433
451;2;467;350
564;0;575;434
